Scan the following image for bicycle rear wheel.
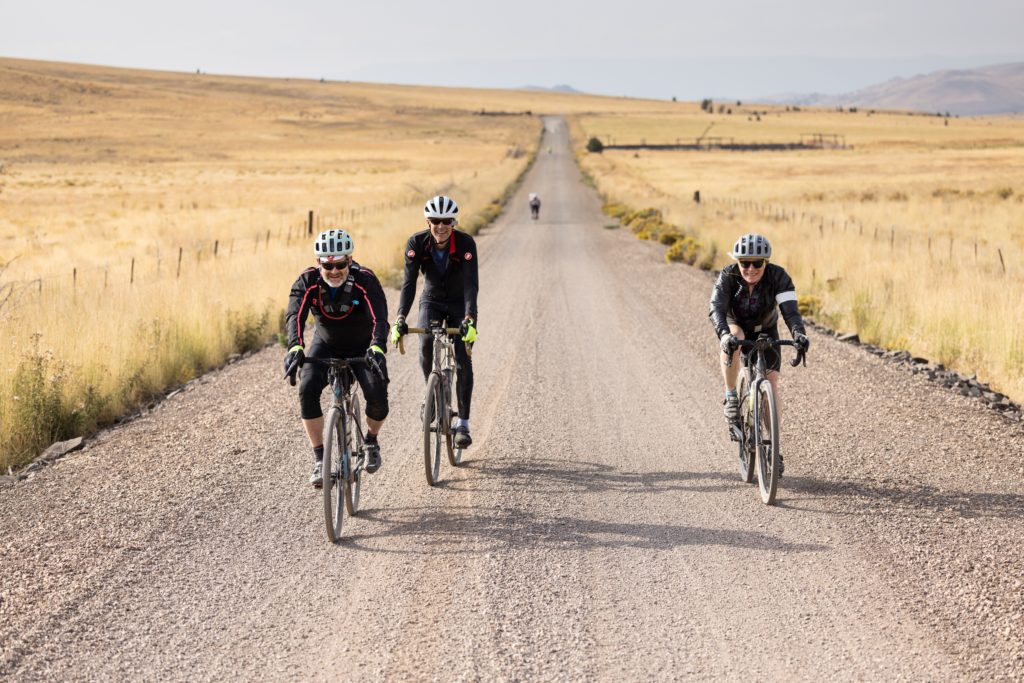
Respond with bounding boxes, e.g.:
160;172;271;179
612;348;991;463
755;381;781;505
443;369;461;466
423;373;444;486
345;394;363;515
322;406;346;542
737;372;755;484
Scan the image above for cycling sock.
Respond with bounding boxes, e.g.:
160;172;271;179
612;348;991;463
365;432;378;443
456;418;470;430
313;444;324;462
725;389;738;400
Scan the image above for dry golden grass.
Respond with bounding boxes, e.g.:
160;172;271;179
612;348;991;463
2;57;661;468
573;107;1024;401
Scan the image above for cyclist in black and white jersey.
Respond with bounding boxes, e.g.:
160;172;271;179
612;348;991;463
709;233;810;429
284;229;390;487
390;195;479;448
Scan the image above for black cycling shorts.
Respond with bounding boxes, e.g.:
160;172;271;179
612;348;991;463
736;324;781;373
298;337;389;421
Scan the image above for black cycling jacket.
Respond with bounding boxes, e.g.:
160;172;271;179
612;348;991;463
709;263;806;339
397;229;479;320
286;263;389;354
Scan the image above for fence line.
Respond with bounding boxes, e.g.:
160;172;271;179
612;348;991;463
708;195;1014;277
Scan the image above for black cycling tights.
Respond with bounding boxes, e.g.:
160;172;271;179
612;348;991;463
418;303;473;420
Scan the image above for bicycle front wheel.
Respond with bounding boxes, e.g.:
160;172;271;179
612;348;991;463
423;373;444;486
322;406;346;542
755;381;781;505
345;394;363;515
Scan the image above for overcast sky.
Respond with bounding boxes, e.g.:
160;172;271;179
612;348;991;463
3;0;1023;100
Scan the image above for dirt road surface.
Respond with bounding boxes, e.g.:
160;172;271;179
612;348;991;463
3;117;1024;681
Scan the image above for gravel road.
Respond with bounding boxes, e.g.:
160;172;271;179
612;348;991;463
3;117;1023;681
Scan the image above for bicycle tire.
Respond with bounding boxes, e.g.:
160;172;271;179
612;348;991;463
322;406;346;542
423;373;443;486
737;371;755;484
755;381;781;505
443;369;460;466
345;394;362;515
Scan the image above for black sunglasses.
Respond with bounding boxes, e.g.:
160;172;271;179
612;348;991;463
428;218;454;226
739;259;765;269
320;259;351;271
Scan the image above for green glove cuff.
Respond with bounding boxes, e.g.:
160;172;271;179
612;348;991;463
289;344;304;353
370;344;385;355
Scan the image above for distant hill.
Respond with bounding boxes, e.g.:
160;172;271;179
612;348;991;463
522;84;584;94
766;62;1024;116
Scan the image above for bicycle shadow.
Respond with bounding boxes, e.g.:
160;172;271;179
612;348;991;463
343;504;828;555
779;475;1024;521
438;457;735;496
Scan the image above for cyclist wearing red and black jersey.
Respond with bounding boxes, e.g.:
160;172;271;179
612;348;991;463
284;229;390;487
390;195;479;448
709;233;809;431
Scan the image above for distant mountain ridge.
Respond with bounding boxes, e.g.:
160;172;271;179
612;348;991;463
521;84;584;94
765;62;1024;116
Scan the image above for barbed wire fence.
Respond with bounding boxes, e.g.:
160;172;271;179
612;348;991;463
703;195;1015;279
0;192;436;313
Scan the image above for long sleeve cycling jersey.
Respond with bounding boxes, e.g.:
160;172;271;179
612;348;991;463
709;263;806;339
285;263;389;354
397;229;479;320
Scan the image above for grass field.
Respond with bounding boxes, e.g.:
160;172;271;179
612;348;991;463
0;58;570;469
573;105;1024;402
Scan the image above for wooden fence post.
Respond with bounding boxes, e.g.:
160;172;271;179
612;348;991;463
308;210;314;236
214;240;219;257
177;247;183;278
130;258;135;285
998;248;1006;274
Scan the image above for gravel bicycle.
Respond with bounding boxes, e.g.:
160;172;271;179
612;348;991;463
728;335;806;505
305;357;368;542
398;322;471;486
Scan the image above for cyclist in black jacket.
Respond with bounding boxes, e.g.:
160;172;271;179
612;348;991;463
709;233;809;434
284;229;390;487
390;195;479;448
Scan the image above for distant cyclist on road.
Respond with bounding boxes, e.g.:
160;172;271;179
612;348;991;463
709;233;809;436
390;195;479;448
528;192;541;220
284;229;390;487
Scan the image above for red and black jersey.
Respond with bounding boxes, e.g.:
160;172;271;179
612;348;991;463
397;229;479;321
285;263;389;354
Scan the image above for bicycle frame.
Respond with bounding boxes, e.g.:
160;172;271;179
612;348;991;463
400;321;469;484
729;334;805;504
304;357;367;541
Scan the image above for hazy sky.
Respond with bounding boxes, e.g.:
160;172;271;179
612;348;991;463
3;0;1023;99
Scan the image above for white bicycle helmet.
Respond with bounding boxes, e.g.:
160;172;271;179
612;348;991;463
423;195;459;220
313;229;354;261
728;233;772;260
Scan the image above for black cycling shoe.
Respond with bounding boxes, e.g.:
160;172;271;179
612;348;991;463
454;426;472;449
309;460;323;488
364;442;382;474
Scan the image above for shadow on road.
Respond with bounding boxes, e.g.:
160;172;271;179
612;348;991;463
343;503;828;555
782;475;1024;520
438;457;735;496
